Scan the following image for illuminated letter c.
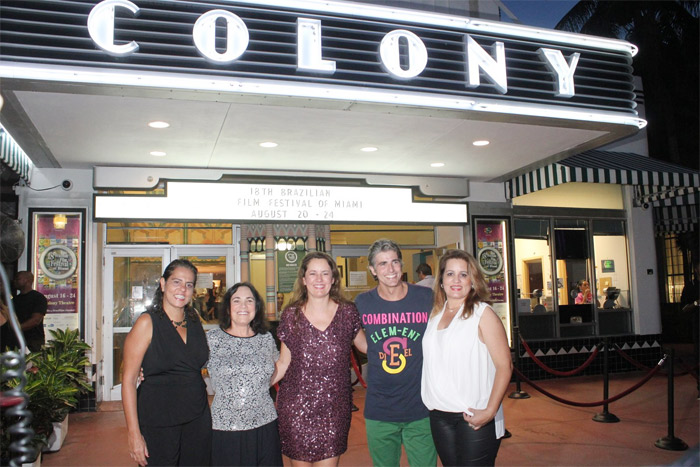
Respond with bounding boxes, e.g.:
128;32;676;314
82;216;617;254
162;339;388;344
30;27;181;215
87;0;140;57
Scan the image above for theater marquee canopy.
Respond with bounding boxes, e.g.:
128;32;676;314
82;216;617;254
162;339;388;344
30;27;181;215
0;0;643;195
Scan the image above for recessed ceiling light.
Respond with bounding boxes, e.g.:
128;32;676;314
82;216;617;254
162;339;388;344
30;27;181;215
259;142;278;148
430;162;445;168
473;140;490;146
150;151;167;157
148;121;170;129
360;147;378;152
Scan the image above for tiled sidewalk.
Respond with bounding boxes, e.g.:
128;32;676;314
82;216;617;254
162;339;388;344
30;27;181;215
36;369;699;466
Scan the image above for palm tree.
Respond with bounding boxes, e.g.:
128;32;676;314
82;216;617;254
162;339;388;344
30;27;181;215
556;1;699;170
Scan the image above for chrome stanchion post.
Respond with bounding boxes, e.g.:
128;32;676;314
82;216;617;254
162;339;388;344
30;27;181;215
593;338;620;423
655;348;688;451
509;326;530;399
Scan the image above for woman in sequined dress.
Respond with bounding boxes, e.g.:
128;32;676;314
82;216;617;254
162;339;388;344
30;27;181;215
272;252;367;466
207;282;282;466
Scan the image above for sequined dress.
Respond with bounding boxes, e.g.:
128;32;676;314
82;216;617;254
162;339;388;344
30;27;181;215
276;302;361;462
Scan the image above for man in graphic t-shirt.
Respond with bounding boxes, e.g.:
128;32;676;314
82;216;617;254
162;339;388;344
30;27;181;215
355;239;437;467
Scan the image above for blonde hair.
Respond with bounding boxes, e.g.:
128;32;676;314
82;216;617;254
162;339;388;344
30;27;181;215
431;249;491;319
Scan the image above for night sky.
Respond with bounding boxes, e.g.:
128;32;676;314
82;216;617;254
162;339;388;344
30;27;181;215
500;0;578;28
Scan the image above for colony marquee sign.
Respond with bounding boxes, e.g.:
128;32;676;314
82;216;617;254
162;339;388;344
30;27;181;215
90;0;584;97
0;0;644;129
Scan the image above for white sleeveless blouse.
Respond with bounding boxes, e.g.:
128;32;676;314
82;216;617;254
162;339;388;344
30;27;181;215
421;301;505;438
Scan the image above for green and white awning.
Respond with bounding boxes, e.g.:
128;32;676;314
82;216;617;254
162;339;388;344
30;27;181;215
506;150;699;234
0;126;32;182
506;150;698;198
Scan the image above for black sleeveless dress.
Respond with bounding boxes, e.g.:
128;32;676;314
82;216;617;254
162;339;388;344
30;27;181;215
138;309;209;426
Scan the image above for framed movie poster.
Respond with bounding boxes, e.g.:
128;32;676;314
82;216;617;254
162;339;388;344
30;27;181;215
473;217;512;342
28;208;86;338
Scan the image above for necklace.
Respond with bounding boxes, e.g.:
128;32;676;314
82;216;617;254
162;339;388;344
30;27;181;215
171;315;187;328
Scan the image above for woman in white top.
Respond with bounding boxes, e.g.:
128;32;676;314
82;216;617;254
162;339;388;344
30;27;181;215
421;249;512;466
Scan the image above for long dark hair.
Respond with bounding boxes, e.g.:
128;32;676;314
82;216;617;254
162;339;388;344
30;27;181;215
218;282;269;334
149;259;198;320
432;249;491;320
286;251;347;325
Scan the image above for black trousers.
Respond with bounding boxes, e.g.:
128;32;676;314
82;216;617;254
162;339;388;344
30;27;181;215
429;410;501;467
140;407;212;466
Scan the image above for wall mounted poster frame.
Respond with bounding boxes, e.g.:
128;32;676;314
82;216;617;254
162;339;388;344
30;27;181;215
472;216;512;343
28;208;86;339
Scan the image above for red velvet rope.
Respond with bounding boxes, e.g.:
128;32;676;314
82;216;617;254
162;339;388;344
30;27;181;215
612;344;697;378
520;335;600;376
512;355;666;407
351;350;368;389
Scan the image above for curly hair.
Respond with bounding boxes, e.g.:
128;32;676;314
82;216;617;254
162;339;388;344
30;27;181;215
149;259;199;320
432;249;491;319
218;282;270;334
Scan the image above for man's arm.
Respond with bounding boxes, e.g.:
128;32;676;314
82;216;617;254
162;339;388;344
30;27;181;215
20;312;44;331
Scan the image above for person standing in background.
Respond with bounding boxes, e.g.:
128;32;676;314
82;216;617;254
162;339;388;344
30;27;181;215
355;239;437;467
415;263;435;289
11;271;48;352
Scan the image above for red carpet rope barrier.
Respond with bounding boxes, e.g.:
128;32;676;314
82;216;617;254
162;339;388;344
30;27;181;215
350;350;368;389
613;344;697;378
519;335;600;377
512;354;667;408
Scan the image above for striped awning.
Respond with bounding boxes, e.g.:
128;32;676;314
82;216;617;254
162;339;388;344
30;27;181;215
0;126;32;182
506;149;699;235
653;204;698;234
506;150;699;198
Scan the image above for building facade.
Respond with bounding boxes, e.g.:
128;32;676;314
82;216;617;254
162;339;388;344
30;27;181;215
0;0;697;401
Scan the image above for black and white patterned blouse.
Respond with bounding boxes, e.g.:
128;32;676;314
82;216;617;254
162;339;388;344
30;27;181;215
206;327;279;431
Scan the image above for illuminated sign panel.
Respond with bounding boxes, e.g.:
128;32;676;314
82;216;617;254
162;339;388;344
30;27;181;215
94;182;468;223
0;0;643;128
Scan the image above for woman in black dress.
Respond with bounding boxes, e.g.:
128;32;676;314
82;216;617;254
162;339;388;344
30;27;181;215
122;259;212;466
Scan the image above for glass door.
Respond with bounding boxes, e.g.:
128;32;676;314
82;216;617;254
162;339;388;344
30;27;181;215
172;246;237;329
103;245;237;400
103;247;170;401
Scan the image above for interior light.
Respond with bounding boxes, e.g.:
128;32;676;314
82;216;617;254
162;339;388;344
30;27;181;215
473;140;490;146
150;151;167;156
148;121;170;129
53;214;68;230
361;147;378;152
430;162;445;168
260;142;278;148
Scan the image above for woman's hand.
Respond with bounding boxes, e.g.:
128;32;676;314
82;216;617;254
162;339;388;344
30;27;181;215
463;407;495;430
128;431;149;466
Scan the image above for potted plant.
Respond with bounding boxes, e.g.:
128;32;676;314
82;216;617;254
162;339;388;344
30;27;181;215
1;328;91;459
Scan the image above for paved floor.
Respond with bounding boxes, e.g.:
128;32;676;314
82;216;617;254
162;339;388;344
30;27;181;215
36;369;698;466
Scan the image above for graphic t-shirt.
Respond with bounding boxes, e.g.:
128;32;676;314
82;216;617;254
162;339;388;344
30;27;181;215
355;283;432;422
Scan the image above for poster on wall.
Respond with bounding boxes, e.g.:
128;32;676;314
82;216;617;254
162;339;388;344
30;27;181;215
30;210;85;336
277;250;306;293
474;218;512;342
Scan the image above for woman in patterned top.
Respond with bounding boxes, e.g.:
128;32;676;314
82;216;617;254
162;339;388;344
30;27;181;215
206;282;282;466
